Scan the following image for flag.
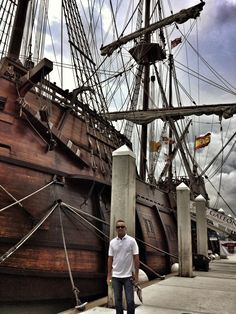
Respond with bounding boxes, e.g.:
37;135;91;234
149;141;161;152
195;132;211;150
164;153;171;162
171;37;182;49
161;136;176;144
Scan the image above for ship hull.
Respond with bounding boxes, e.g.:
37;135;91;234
0;69;178;303
0;163;177;303
0;165;177;302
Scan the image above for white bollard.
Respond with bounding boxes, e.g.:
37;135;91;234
195;195;208;257
176;183;193;277
138;269;149;283
171;263;179;273
110;145;136;238
108;145;136;308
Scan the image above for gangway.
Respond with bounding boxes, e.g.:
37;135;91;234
191;205;236;237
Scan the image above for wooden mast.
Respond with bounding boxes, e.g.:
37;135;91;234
100;1;205;57
168;54;174;186
102;103;236;122
7;0;30;60
139;0;151;180
100;1;205;181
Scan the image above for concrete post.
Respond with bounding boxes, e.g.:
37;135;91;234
195;195;208;256
108;144;136;307
176;183;193;277
110;144;136;238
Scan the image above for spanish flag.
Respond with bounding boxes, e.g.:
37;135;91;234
149;141;161;152
194;132;211;150
171;37;182;49
161;136;176;144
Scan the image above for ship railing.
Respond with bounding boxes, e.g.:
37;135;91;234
31;79;130;149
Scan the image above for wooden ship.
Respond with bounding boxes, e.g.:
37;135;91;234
0;0;235;308
0;0;179;305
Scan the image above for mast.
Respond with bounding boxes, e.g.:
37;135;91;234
139;0;151;180
103;103;236;122
7;0;30;60
101;1;205;57
168;54;174;185
101;1;205;181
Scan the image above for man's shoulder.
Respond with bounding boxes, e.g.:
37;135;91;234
110;236;118;244
125;234;136;242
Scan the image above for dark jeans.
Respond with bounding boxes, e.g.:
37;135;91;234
112;276;135;314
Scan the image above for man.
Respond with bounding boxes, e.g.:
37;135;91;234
107;219;140;314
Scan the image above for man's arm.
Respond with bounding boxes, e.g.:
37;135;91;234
133;254;140;285
107;256;113;286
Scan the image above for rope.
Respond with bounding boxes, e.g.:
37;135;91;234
136;237;178;260
62;207;109;243
0;201;59;264
0;184;23;207
61;202;109;226
61;201;176;277
140;261;165;279
62;201;177;259
0;179;56;212
59;206;82;307
62;203;109;239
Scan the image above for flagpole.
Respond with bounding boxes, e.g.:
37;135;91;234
193;136;197;176
193;135;197;159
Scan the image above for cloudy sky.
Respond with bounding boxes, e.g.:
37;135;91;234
185;0;236;215
43;0;236;215
161;0;236;215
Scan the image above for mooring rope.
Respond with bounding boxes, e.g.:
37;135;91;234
62;201;177;260
59;206;82;307
139;261;165;279
62;207;108;243
0;201;59;264
136;238;178;260
0;179;56;212
62;202;173;278
0;184;23;207
61;202;109;226
62;202;109;239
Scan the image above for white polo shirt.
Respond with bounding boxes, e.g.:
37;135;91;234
108;234;139;278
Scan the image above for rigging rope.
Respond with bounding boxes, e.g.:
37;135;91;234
0;201;59;264
0;179;56;212
177;27;236;94
62;202;109;235
61;201;177;261
0;184;23;207
61;201;172;278
59;206;82;307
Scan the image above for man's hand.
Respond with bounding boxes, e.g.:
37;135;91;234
107;276;112;286
107;256;113;286
133;254;140;286
134;275;139;286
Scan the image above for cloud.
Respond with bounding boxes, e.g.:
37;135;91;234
197;0;236;87
42;0;236;215
215;0;236;24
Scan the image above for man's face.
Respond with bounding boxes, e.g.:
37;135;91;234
116;222;126;237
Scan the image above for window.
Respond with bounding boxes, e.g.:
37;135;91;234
0;96;6;111
144;218;155;237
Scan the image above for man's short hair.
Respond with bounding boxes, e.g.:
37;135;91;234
116;219;125;225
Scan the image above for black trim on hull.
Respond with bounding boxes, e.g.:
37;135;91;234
0;272;106;302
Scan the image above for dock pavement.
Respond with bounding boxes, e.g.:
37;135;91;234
60;255;236;314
